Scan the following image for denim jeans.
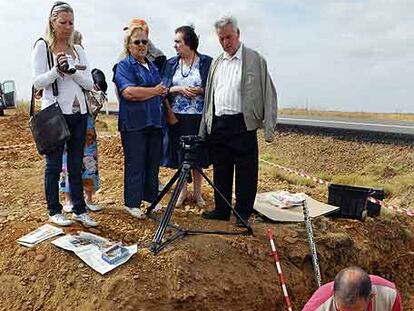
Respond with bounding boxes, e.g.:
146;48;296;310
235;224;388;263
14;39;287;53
120;127;162;208
44;113;87;216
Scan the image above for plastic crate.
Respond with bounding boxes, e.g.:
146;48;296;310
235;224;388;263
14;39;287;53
328;184;382;221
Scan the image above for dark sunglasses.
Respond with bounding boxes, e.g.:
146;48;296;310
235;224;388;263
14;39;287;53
132;39;148;46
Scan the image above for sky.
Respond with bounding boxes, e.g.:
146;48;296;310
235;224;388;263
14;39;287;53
0;0;413;113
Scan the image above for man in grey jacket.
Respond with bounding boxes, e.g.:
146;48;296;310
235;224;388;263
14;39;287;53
199;16;277;226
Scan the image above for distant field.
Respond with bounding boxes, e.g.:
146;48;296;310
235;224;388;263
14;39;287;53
15;101;414;122
280;108;414;122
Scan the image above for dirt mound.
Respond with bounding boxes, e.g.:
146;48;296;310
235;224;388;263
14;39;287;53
0;111;413;310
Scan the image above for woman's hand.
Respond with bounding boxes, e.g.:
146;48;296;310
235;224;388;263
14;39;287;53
189;86;204;95
172;86;200;98
56;52;69;74
153;83;168;97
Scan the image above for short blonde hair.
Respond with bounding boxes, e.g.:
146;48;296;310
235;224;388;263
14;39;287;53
121;26;148;58
45;2;74;49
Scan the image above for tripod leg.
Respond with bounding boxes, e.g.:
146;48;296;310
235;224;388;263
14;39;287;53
195;167;253;234
151;165;191;252
147;164;182;214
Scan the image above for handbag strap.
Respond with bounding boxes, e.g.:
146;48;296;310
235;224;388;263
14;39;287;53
30;38;59;117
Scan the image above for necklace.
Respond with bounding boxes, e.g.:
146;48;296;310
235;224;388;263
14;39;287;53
180;53;196;78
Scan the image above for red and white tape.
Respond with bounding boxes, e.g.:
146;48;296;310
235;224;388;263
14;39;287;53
367;196;414;217
267;229;293;311
260;159;329;186
260;158;414;218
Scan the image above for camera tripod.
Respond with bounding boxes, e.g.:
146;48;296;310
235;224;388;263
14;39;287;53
146;137;253;254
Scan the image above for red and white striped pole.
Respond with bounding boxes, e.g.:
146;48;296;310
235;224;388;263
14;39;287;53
267;229;293;311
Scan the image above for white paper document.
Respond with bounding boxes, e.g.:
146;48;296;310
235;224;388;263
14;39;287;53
265;191;306;209
52;232;137;275
17;224;64;247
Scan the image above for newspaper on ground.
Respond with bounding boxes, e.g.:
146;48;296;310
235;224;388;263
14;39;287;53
17;224;64;247
265;191;306;209
52;232;137;275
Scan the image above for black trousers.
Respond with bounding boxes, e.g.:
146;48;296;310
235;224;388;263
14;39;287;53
209;114;258;220
120;127;162;208
45;113;87;216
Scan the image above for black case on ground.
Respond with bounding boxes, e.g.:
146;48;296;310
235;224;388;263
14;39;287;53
328;184;383;221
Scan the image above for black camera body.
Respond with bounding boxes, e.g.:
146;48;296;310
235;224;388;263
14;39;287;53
179;135;204;153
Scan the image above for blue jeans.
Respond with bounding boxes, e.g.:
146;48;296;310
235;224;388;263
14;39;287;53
44;113;87;216
121;127;162;208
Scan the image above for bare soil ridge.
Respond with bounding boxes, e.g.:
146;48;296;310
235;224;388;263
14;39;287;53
0;111;413;310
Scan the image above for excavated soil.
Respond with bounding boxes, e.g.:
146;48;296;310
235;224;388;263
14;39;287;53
0;111;413;311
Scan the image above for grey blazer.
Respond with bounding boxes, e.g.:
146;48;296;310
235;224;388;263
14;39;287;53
199;45;278;142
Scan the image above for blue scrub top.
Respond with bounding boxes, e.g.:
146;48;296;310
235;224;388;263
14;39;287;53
115;54;163;131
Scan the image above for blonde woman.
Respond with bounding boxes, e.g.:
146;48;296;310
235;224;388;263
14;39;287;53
31;1;98;227
60;30;102;213
114;19;168;219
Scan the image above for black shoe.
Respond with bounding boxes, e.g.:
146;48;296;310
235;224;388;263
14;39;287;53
235;217;249;228
202;210;230;221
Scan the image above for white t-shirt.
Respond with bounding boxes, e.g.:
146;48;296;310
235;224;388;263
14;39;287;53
31;40;94;114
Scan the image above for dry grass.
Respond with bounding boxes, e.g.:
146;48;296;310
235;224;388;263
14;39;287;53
280;108;414;122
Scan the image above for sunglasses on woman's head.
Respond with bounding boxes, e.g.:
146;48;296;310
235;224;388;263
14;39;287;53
51;1;70;14
132;39;148;46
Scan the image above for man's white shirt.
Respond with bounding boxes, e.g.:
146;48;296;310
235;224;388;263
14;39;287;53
213;44;243;116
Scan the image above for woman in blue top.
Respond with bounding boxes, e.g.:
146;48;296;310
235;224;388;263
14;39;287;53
114;20;168;219
163;26;212;207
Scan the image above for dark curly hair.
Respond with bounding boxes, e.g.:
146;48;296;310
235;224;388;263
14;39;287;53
175;25;199;52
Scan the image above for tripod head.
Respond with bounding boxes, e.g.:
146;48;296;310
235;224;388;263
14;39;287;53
179;135;204;152
179;135;204;164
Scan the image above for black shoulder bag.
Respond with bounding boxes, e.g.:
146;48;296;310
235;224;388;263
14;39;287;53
29;39;70;155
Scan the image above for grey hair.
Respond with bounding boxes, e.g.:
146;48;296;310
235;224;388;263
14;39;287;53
334;266;372;306
214;16;239;32
45;2;74;49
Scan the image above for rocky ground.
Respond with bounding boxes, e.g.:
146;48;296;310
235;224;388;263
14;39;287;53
0;111;413;310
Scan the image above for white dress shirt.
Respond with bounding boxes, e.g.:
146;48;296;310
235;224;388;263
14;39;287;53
213;44;243;116
32;40;94;114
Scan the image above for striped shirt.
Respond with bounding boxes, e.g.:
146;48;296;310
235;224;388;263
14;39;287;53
213;44;243;116
302;275;402;311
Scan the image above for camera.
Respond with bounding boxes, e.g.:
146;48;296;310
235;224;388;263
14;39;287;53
60;54;77;74
179;135;204;153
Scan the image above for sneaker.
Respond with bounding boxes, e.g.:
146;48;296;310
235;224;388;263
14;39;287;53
73;213;98;227
123;206;146;219
49;213;73;226
62;203;73;213
86;202;102;212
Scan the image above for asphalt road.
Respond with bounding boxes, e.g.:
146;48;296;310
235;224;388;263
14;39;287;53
100;107;414;136
278;116;414;136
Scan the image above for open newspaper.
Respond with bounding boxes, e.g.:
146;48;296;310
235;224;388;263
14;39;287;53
265;191;306;209
52;232;137;275
17;224;64;247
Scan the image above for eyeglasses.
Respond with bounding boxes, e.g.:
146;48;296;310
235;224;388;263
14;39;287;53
132;39;148;46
